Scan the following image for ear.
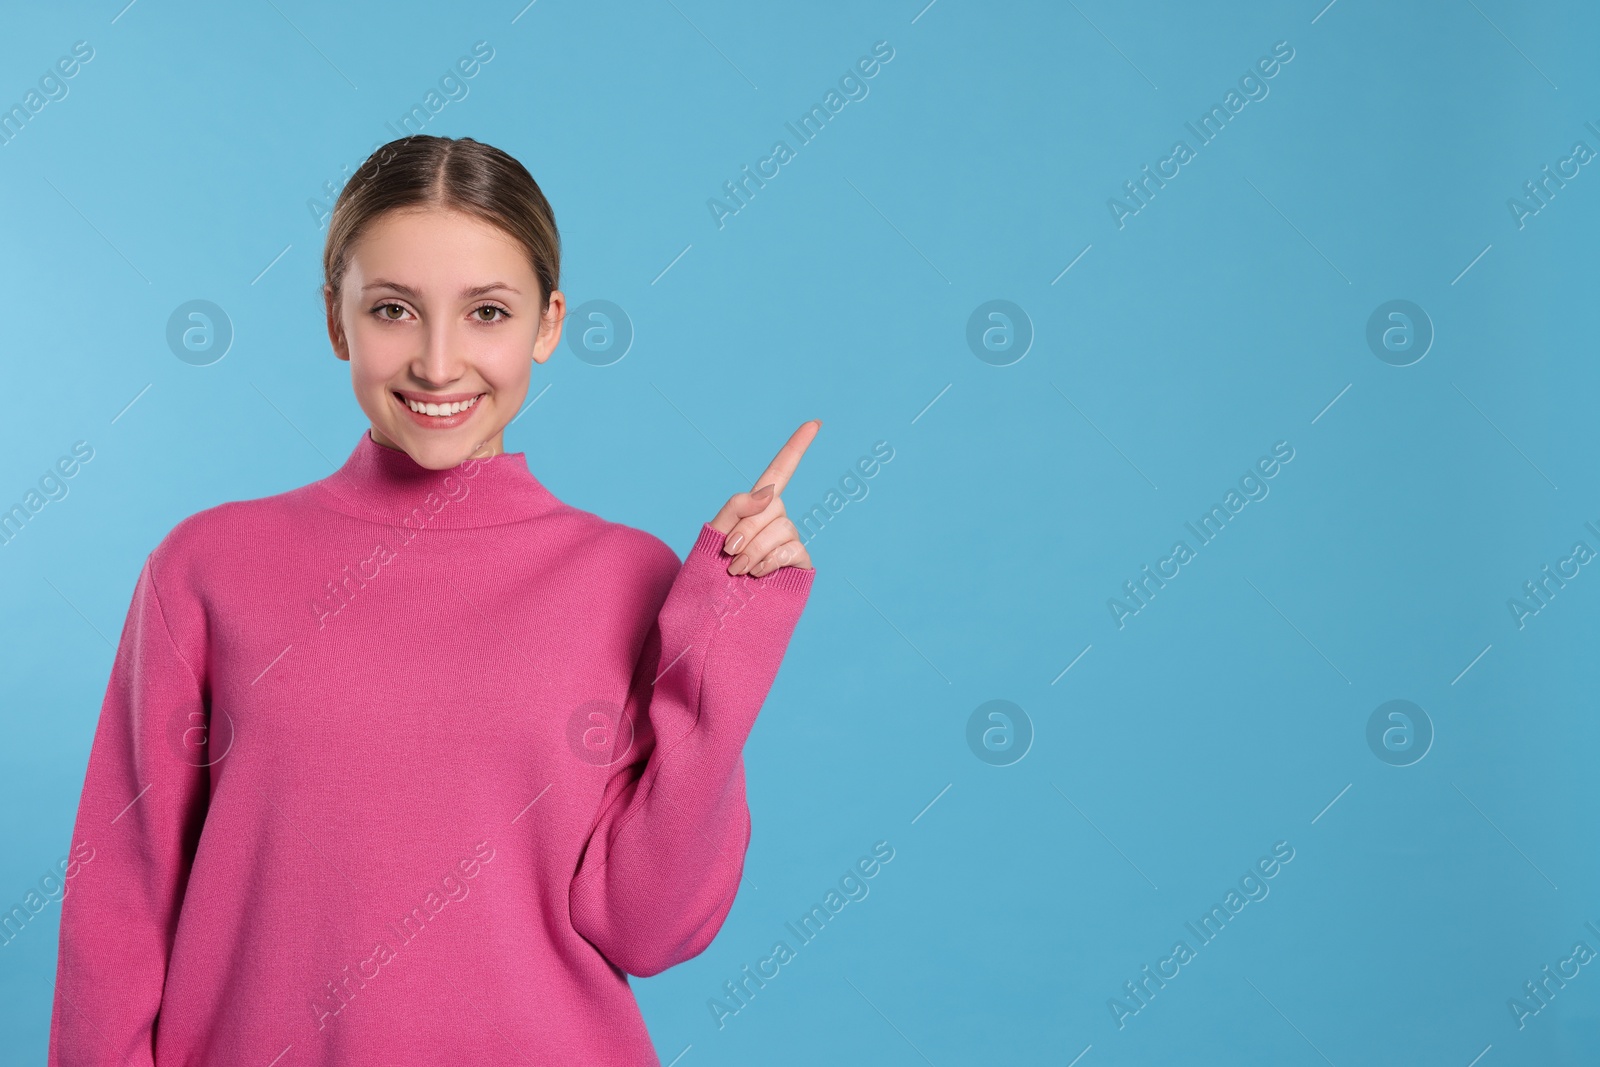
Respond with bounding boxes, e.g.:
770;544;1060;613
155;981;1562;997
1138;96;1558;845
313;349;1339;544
324;285;350;362
531;289;565;365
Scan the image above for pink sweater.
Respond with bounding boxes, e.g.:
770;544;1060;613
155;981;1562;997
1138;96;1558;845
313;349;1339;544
49;429;814;1065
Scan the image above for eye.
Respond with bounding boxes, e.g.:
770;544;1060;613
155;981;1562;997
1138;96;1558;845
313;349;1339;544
367;302;511;324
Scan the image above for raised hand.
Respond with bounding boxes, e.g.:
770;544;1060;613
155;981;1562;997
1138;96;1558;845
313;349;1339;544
709;420;821;576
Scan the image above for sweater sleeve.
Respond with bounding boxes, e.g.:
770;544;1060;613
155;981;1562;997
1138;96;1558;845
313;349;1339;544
569;522;813;977
49;552;211;1067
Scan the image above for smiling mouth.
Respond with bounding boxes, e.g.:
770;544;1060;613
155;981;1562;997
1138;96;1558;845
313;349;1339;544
393;392;485;417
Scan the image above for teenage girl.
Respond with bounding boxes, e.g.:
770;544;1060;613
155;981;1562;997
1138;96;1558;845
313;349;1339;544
50;134;819;1065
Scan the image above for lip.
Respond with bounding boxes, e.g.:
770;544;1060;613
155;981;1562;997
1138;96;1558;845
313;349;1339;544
392;389;486;430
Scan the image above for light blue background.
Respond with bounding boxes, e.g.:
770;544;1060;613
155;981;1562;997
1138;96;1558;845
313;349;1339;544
3;1;1598;1063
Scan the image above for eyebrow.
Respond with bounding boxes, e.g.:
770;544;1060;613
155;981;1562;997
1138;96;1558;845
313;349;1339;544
362;280;521;299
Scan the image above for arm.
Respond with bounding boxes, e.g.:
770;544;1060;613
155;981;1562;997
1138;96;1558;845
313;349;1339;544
49;553;210;1066
569;522;813;977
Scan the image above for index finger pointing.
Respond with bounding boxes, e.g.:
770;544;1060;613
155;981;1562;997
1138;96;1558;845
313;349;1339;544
751;419;822;496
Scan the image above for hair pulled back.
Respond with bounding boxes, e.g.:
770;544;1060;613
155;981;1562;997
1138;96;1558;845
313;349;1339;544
322;135;560;313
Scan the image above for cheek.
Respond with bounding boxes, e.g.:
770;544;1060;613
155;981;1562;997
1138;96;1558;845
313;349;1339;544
479;334;541;391
343;316;415;371
347;346;405;395
343;312;397;369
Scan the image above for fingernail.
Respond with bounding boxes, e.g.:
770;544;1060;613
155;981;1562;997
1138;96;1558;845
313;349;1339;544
753;483;774;497
729;556;750;575
726;533;743;554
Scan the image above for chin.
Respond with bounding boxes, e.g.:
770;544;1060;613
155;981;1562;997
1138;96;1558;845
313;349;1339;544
402;438;476;470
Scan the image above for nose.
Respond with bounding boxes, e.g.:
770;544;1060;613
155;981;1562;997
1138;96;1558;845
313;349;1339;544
412;318;467;387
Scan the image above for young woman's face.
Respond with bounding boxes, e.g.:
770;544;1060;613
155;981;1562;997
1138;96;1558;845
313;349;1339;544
325;205;563;469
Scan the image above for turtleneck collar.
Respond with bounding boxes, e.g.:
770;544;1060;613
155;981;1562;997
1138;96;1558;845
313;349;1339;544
309;429;562;529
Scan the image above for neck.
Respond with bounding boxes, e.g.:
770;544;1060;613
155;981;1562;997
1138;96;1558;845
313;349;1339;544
309;429;558;529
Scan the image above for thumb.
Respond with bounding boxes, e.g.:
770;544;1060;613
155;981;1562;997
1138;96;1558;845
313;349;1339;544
728;482;775;520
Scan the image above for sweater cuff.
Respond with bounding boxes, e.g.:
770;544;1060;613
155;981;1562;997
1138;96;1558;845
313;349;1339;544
690;522;815;593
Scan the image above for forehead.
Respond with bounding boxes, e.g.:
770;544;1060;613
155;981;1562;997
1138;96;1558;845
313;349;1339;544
351;207;534;279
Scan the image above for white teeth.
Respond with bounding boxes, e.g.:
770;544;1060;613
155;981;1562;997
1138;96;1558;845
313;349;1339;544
403;394;481;416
